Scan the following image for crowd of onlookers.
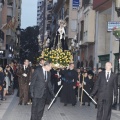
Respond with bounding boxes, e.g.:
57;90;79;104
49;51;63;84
0;59;105;107
0;61;19;103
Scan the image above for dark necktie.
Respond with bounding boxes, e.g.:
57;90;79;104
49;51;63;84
44;71;47;81
106;72;109;82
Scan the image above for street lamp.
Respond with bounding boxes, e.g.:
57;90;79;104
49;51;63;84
16;26;21;46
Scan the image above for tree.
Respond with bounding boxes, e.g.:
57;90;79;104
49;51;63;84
19;26;39;63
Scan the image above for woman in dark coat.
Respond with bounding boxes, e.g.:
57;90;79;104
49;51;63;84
82;72;94;106
0;67;5;100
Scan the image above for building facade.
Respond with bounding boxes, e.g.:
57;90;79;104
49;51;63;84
0;0;22;65
93;0;119;72
50;0;78;48
77;0;96;69
37;0;44;26
77;0;119;71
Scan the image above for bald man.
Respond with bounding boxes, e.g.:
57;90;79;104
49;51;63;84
91;62;118;120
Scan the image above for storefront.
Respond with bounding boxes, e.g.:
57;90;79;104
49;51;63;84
114;53;119;73
98;54;110;68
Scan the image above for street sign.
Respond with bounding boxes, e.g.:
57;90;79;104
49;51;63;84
72;0;80;8
108;21;120;31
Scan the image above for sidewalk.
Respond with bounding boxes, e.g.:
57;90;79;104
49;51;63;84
0;92;16;120
0;92;120;120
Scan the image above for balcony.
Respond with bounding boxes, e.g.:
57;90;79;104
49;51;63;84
80;10;95;45
93;0;112;11
64;8;69;20
47;15;52;21
47;4;52;11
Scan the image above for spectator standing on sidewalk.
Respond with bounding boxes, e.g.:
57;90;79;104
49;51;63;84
0;67;5;101
9;62;15;94
4;70;10;99
17;59;32;105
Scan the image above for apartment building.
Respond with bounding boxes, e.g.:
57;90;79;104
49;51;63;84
44;0;53;37
0;0;22;65
93;0;119;72
37;0;53;42
77;0;119;71
50;0;78;48
37;0;44;26
77;0;95;69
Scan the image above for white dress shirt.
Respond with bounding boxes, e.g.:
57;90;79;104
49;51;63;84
105;70;111;82
42;67;47;80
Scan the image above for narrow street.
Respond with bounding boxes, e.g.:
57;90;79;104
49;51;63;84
0;91;120;120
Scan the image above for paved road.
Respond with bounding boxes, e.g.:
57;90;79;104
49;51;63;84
0;92;120;120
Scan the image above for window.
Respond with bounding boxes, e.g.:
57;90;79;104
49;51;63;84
71;20;77;31
82;0;90;7
7;0;13;6
7;16;12;23
80;20;84;40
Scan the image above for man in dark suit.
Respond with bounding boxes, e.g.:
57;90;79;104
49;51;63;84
91;62;118;120
17;59;32;105
36;58;45;69
30;61;54;120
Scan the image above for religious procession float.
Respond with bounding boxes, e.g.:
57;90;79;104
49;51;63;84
37;20;73;69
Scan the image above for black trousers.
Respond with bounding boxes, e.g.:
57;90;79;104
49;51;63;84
19;84;29;104
0;86;3;100
97;100;112;120
31;91;48;120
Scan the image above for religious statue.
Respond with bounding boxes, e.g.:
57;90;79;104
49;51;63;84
54;20;68;51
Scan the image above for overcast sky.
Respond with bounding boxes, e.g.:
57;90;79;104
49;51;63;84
21;0;37;29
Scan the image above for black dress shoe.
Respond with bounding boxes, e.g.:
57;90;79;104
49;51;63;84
24;103;28;105
72;103;76;106
82;103;85;105
64;103;67;106
18;102;22;105
88;103;90;106
95;105;97;109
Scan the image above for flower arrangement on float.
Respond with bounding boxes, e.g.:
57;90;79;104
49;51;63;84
37;48;73;69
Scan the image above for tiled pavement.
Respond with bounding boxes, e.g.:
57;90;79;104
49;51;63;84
0;91;120;120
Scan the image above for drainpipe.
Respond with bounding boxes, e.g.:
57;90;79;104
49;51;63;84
94;11;99;69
